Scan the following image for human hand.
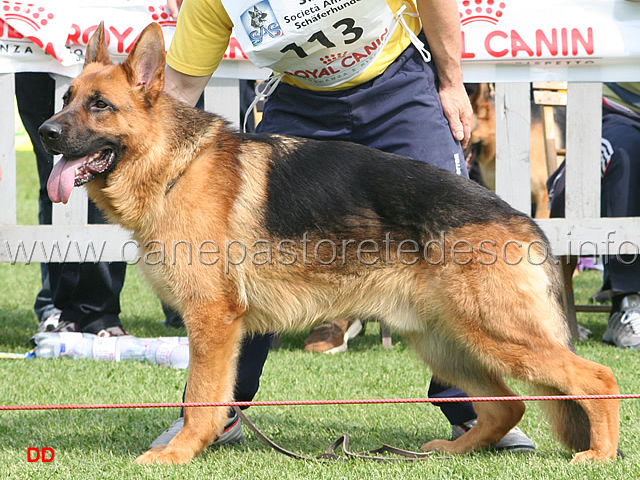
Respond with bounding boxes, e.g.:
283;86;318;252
439;83;473;149
167;0;183;19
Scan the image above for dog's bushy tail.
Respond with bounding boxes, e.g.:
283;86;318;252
534;385;591;452
531;254;592;451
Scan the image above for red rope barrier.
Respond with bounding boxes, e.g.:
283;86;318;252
1;394;638;411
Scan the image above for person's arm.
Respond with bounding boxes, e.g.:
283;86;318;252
416;0;471;148
162;0;231;106
167;0;183;19
164;66;212;107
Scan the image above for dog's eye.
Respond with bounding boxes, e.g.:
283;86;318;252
95;100;109;110
62;91;70;107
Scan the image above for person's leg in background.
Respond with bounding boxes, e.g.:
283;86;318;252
15;72;128;337
15;72;60;330
600;112;640;349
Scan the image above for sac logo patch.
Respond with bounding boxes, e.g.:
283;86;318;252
240;1;283;46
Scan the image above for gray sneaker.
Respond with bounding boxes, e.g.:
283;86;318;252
451;419;536;453
603;294;640;349
149;412;243;449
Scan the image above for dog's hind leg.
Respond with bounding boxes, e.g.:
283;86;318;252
413;328;619;461
423;379;526;455
519;343;619;463
411;335;526;454
135;299;245;465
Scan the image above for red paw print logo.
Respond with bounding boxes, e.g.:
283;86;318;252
2;1;54;31
459;0;506;25
148;5;177;27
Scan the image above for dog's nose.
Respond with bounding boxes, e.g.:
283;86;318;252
38;121;63;144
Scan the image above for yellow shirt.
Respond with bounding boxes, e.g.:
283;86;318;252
167;0;422;91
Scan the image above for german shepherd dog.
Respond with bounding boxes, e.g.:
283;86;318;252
39;23;619;465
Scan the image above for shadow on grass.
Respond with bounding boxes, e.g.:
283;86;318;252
0;307;39;351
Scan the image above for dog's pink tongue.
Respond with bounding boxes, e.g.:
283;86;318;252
47;158;84;204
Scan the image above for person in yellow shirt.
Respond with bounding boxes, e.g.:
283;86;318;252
150;0;534;453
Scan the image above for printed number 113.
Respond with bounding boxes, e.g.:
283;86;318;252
280;18;363;58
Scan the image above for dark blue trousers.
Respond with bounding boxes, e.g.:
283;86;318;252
256;36;466;175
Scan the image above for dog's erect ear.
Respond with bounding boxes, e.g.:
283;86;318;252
84;22;112;67
470;83;493;120
122;22;166;104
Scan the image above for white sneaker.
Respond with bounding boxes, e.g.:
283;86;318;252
451;419;535;453
603;294;640;349
149;412;243;449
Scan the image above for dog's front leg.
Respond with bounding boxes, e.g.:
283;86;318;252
135;301;245;465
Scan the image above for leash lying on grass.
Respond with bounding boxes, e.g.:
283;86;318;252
233;406;448;462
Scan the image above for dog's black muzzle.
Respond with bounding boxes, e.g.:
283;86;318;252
38;120;64;155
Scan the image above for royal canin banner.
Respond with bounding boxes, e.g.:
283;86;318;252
456;0;640;81
0;0;639;81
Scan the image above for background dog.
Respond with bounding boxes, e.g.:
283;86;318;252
465;83;553;219
39;22;619;465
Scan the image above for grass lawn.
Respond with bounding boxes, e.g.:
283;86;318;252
1;149;639;479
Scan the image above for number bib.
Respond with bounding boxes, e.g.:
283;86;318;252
223;0;399;88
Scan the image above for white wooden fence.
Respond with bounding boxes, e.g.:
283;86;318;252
497;82;640;259
3;75;640;264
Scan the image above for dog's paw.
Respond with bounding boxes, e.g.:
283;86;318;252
421;439;457;454
134;448;194;465
570;449;617;464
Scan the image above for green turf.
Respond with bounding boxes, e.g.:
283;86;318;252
1;149;639;479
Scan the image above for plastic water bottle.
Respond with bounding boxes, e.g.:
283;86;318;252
92;335;148;362
33;332;93;359
145;340;189;369
33;333;189;368
156;336;190;345
34;333;148;362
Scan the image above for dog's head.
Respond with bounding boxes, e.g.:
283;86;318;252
39;21;166;204
464;83;496;169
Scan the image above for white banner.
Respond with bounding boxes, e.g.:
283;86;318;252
0;0;639;81
457;0;640;81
